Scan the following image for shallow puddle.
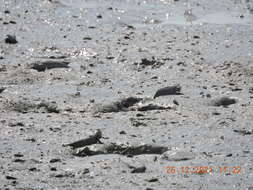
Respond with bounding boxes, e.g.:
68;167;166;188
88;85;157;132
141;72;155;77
58;0;253;27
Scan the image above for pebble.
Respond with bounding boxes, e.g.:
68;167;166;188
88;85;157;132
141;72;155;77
0;87;6;93
209;96;238;107
146;178;159;182
161;151;196;161
6;176;17;180
49;158;61;163
131;166;146;173
5;35;18;44
154;84;182;98
29;60;70;72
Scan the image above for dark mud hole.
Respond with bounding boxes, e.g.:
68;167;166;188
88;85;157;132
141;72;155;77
0;0;253;189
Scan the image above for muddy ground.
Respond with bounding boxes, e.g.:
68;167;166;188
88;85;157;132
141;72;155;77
0;0;253;189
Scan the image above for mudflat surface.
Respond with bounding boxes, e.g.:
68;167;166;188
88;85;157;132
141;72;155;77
0;0;253;189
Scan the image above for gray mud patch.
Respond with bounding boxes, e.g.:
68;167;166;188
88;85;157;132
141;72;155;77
72;143;168;157
3;99;60;113
92;96;174;113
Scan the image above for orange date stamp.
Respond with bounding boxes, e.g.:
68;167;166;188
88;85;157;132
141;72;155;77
166;166;242;175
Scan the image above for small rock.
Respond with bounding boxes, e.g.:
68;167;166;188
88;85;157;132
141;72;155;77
6;176;17;180
13;159;25;163
25;138;36;142
231;87;242;91
83;37;92;40
209;96;238;107
137;103;172;111
233;129;253;135
0;65;6;71
50;127;61;132
52;171;75;178
193;35;200;39
119;130;126;134
81;168;90;174
130;118;147;127
4;10;10;14
8;122;24;127
146;177;159;182
53;173;64;178
173;99;179;105
212;111;221;115
151;76;158;80
134;57;164;71
161;151;196;161
29;167;38;172
136;113;144;117
29;60;70;72
154;84;182;98
77;169;90;177
9;20;16;24
93;97;142;113
63;129;102;148
249;87;253;94
14;153;24;157
50;167;57;171
96;14;102;19
131;166;146;173
0;87;6;93
106;56;114;60
38;101;60;113
49;158;61;163
5;35;18;44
